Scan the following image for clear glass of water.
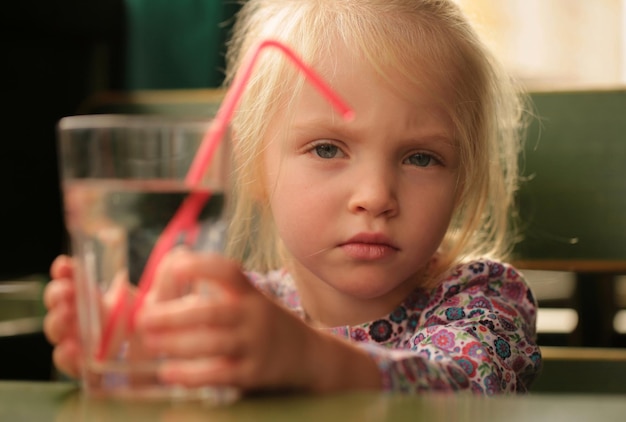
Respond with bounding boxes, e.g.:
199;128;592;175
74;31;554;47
56;114;237;404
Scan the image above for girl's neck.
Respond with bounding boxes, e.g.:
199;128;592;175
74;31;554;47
287;264;427;328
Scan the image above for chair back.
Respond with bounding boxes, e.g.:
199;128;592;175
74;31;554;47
514;89;626;270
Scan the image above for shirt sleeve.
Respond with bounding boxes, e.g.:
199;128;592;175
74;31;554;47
358;260;542;394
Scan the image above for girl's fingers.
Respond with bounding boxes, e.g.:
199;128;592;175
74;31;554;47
148;250;253;304
52;338;83;379
50;255;74;280
43;278;75;311
46;255;82;380
138;295;241;330
173;252;253;294
43;301;76;345
144;326;243;358
145;247;190;303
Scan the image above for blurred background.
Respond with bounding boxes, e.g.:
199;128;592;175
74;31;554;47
0;0;625;383
457;0;626;87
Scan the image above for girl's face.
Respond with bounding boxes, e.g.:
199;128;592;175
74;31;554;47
262;46;460;325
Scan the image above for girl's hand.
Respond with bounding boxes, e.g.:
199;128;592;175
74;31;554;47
43;255;81;379
135;249;382;393
43;255;135;379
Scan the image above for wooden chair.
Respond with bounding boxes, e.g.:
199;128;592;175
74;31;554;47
0;277;53;380
532;346;626;394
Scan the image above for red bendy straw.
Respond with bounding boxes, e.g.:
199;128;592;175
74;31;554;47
96;39;355;361
185;39;354;184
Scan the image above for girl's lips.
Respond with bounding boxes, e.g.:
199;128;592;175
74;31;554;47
340;243;398;260
339;233;399;261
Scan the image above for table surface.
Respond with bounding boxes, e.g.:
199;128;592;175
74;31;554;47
1;381;625;422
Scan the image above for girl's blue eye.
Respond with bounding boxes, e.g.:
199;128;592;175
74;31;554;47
314;144;340;159
406;153;435;167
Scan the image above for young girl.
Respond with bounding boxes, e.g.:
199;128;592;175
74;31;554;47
44;0;541;394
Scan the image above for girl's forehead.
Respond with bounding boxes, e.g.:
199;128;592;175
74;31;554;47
269;59;456;154
314;39;458;100
294;44;456;120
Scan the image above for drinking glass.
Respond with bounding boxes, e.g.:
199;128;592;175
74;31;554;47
57;114;237;403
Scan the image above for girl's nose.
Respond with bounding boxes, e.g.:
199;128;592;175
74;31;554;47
347;167;399;218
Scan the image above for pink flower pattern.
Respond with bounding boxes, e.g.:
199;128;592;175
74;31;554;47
247;259;541;394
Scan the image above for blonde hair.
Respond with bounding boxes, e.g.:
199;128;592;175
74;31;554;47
224;0;527;278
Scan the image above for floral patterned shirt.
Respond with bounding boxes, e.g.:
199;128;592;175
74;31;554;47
247;259;541;394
